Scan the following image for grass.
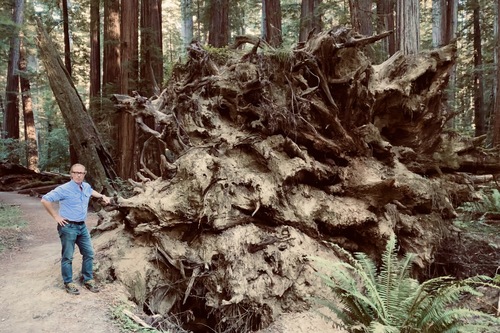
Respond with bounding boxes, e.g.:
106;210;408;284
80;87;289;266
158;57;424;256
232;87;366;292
0;202;28;253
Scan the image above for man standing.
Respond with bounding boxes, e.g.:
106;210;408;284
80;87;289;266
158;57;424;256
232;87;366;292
41;163;111;295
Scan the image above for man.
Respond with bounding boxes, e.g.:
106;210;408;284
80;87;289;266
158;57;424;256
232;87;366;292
41;163;111;295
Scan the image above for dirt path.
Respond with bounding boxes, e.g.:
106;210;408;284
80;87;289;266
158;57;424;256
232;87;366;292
0;192;121;333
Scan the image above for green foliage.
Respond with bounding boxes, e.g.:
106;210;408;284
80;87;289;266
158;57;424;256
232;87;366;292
0;137;25;163
38;127;70;172
312;235;500;333
203;45;230;65
453;187;500;249
0;202;27;253
110;304;164;333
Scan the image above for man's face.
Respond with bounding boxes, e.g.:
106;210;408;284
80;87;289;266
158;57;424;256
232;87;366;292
70;166;86;184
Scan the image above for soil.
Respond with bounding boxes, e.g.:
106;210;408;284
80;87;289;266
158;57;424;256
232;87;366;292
0;191;124;333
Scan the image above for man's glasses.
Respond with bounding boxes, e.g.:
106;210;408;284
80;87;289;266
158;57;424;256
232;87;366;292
71;171;86;175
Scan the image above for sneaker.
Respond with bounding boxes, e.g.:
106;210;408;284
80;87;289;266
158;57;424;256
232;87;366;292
64;282;80;295
83;279;100;293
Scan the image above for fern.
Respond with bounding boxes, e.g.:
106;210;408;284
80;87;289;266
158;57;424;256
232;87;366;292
311;234;500;333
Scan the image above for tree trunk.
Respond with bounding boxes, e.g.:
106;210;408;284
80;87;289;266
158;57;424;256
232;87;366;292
208;0;229;47
103;0;121;96
19;32;38;171
376;0;396;59
118;0;139;180
62;0;78;166
35;18;116;192
493;1;500;146
3;0;23;141
89;0;101;100
262;0;282;47
473;1;486;137
181;0;194;51
299;0;322;42
396;0;419;54
140;0;163;96
350;0;373;36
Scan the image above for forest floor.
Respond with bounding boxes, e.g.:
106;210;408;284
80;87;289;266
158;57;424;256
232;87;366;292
0;191;125;333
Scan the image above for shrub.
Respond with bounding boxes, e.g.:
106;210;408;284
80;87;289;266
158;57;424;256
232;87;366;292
312;234;500;333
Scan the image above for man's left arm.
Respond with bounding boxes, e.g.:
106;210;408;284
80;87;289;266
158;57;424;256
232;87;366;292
91;190;111;205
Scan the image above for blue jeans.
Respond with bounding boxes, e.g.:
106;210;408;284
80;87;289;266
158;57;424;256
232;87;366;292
57;223;94;283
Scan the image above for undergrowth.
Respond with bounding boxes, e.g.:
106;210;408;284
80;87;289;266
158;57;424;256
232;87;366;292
110;304;163;333
0;202;28;253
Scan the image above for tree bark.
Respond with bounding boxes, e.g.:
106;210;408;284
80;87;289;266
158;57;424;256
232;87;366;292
376;0;396;59
262;0;282;47
396;0;419;54
493;1;500;146
35;18;117;192
119;0;139;179
473;1;486;137
299;0;322;42
350;0;373;36
3;0;23;141
19;32;38;171
208;0;229;47
89;0;101;100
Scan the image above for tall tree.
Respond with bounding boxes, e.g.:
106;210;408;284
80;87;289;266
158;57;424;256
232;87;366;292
36;18;116;192
103;0;120;96
493;0;500;146
376;0;396;58
208;0;229;47
19;31;38;171
350;0;373;36
140;0;163;95
262;0;282;47
396;0;419;54
3;0;24;140
181;0;194;51
118;0;139;179
473;0;486;137
62;0;77;165
299;0;322;42
89;0;100;101
61;0;71;76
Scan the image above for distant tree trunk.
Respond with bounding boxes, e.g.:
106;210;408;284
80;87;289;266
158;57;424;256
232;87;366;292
103;0;121;96
262;0;282;47
62;0;71;76
181;0;194;51
36;18;116;192
140;0;163;95
473;1;486;137
493;0;500;146
89;0;101;100
118;0;139;179
62;0;78;165
350;0;373;36
299;0;322;42
376;0;395;59
3;0;23;141
208;0;229;47
396;0;419;54
139;0;164;175
19;32;38;171
432;0;458;123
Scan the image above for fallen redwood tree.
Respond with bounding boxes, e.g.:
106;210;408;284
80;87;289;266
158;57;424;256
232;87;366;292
90;29;499;332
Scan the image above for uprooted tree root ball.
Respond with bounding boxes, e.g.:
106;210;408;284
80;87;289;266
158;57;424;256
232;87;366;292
88;29;500;332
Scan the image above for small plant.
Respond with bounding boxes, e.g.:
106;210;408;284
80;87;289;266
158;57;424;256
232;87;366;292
312;234;500;333
110;304;162;333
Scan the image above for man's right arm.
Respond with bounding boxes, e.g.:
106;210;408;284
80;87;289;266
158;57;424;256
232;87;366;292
41;198;68;226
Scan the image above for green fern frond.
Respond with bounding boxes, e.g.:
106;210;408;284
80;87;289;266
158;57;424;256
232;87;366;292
311;235;500;333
